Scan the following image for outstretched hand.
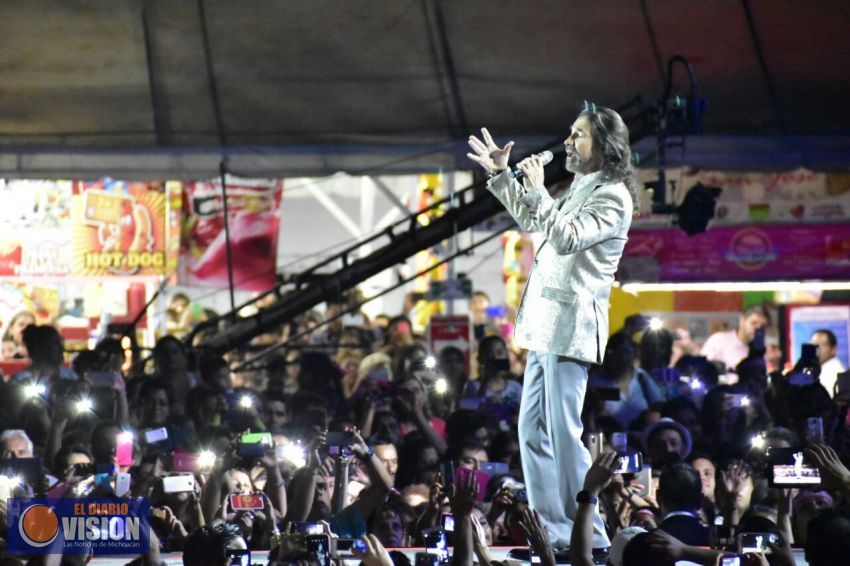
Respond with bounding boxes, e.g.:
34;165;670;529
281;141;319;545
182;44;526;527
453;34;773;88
583;451;620;495
467;128;514;174
806;443;850;493
519;508;556;566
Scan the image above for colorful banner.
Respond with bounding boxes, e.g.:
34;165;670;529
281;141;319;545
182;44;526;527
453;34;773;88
179;175;283;291
428;315;472;373
635;168;850;226
72;180;180;277
0;179;179;279
0;180;74;278
619;223;850;282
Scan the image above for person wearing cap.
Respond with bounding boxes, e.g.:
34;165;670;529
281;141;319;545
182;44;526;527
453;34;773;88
642;417;693;468
607;526;647;566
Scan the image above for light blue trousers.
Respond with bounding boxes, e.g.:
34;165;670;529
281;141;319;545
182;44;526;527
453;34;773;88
518;351;610;548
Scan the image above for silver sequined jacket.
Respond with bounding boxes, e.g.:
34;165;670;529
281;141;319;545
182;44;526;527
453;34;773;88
487;169;632;364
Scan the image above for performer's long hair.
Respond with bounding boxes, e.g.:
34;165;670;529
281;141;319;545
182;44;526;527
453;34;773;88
580;106;641;212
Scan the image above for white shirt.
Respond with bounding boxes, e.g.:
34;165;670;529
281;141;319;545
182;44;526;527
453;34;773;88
700;330;749;371
820;356;847;398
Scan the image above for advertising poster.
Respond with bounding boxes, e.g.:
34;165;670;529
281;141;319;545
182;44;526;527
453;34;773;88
72;180;181;277
428;315;471;373
787;304;850;368
0;180;74;278
180;175;283;291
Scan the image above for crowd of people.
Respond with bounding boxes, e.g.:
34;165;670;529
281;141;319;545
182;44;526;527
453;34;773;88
0;293;847;566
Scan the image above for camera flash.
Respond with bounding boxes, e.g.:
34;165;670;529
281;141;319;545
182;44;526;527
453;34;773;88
434;377;448;395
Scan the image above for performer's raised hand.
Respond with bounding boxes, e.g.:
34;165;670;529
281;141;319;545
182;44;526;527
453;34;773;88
467;127;514;175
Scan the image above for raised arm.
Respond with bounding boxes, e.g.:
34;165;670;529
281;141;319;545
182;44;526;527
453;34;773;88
570;451;619;566
348;431;393;518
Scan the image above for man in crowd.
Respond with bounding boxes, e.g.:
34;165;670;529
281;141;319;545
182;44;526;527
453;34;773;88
656;463;710;546
701;304;770;371
811;329;846;397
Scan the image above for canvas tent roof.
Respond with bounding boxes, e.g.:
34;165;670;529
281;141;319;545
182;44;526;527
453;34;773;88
1;1;849;178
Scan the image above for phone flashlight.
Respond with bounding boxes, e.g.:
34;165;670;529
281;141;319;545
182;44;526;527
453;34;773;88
197;450;216;469
689;378;703;391
434;377;449;395
24;383;46;399
0;475;21;488
278;442;306;467
751;434;766;450
117;431;134;443
239;395;254;409
424;356;437;370
75;398;94;414
740;396;751;407
648;317;664;331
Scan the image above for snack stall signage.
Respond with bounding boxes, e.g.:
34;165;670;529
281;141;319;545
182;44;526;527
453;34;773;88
0;180;73;278
72;181;180;277
179;175;283;291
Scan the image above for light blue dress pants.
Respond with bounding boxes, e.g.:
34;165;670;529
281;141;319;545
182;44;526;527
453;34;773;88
518;351;610;548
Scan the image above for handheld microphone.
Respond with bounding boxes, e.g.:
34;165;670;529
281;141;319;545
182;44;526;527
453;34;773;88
509;150;554;179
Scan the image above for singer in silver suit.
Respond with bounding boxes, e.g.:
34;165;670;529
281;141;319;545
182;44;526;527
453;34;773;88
467;105;638;549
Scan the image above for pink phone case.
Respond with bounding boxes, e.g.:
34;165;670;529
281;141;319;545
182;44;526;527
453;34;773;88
171;451;196;472
116;437;134;466
455;468;489;501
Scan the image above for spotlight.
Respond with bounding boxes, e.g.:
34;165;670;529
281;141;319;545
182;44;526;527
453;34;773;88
239;395;254;409
434;377;449;395
648;317;664;331
75;398;94;414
